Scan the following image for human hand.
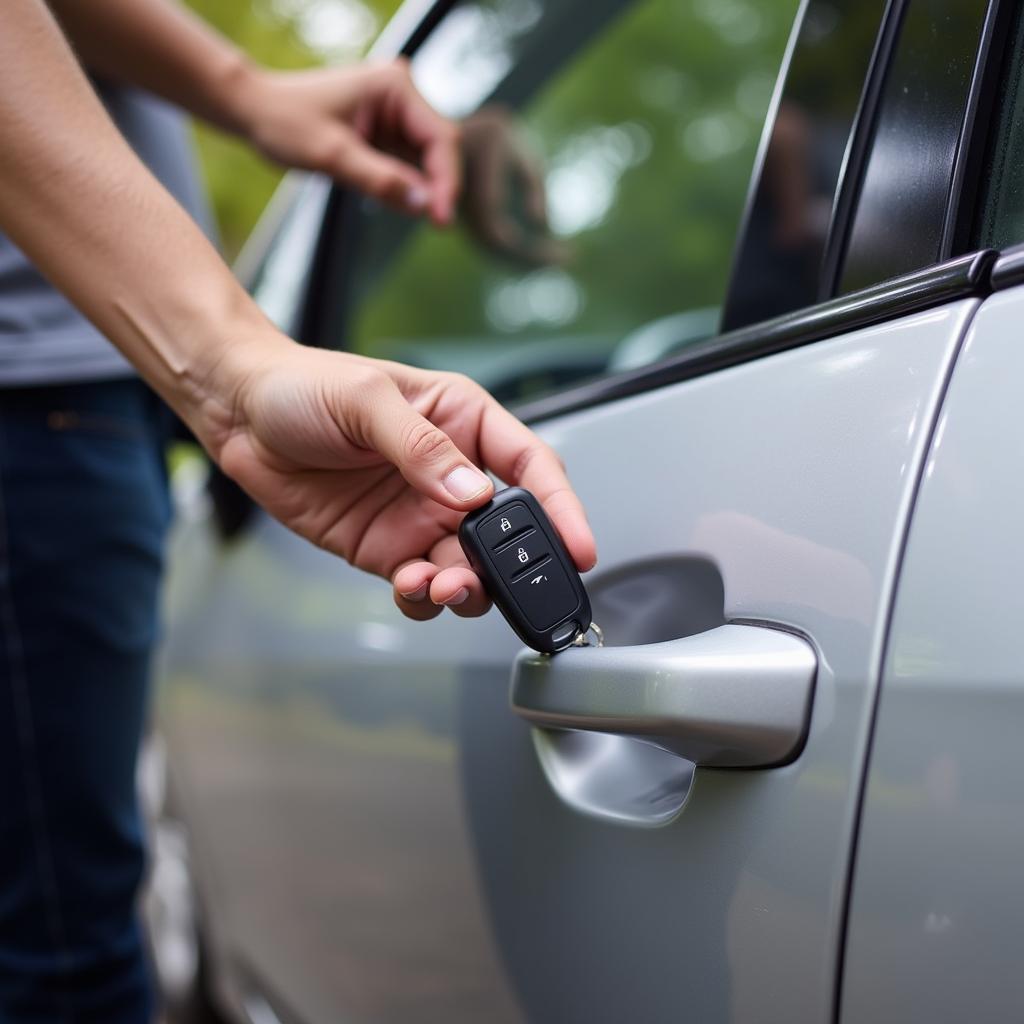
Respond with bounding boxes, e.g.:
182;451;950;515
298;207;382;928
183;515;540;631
460;105;567;265
234;60;460;225
208;340;596;619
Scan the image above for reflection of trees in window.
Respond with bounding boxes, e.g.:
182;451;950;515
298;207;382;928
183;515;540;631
350;0;799;396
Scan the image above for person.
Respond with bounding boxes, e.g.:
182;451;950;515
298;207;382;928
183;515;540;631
0;1;597;1020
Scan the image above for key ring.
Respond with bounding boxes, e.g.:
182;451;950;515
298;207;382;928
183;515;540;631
572;621;604;648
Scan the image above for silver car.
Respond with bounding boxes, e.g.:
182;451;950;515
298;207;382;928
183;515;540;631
146;0;1024;1020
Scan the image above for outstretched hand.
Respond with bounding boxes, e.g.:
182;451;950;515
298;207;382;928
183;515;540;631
210;345;596;620
237;59;461;226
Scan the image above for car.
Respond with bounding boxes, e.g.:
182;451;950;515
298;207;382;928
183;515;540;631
145;0;1024;1020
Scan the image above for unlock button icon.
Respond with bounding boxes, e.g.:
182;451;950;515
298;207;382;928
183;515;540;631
492;531;545;580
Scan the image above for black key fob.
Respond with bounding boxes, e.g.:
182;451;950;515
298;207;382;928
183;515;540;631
459;486;591;654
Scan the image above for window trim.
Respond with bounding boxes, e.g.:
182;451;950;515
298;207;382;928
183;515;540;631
990;243;1024;291
837;0;1005;292
942;0;1016;257
722;0;901;330
513;250;995;423
816;0;906;300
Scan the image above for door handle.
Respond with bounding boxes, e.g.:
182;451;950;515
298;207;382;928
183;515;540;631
511;624;816;768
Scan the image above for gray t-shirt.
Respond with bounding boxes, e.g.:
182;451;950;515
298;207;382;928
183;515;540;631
0;82;216;386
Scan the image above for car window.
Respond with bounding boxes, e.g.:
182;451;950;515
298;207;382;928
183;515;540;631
974;2;1024;249
335;0;799;405
721;0;888;330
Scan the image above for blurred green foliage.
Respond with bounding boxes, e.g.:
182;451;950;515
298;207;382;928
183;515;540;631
183;0;401;258
190;0;802;402
347;0;799;395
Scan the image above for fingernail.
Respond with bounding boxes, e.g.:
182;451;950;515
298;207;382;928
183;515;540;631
442;587;469;606
400;582;428;601
443;466;489;501
407;185;430;211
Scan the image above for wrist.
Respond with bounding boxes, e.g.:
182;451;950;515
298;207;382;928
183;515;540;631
187;313;296;458
205;50;266;138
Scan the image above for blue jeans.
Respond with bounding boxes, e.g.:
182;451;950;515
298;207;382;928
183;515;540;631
0;379;170;1022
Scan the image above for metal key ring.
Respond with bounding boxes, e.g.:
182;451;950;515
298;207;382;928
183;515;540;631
572;621;604;648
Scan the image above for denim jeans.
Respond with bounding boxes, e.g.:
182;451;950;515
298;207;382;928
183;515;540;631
0;379;170;1022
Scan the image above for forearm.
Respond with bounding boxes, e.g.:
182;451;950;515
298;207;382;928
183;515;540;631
49;0;462;223
47;0;259;135
0;0;286;446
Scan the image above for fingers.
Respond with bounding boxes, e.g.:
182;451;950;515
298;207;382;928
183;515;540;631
323;125;433;217
478;403;597;572
348;60;459;225
424;535;490;615
418;118;461;226
355;374;494;513
392;538;491;620
393;562;445;621
512;142;549;228
389;64;461;225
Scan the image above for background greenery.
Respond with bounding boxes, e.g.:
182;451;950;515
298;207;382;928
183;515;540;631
346;0;799;396
183;0;401;258
186;0;801;401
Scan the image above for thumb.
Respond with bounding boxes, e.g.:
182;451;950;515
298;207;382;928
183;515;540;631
360;381;493;510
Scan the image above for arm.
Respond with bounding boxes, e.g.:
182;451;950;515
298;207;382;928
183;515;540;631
0;0;595;616
48;0;460;224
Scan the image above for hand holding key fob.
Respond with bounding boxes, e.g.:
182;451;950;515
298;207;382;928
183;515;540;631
459;487;596;654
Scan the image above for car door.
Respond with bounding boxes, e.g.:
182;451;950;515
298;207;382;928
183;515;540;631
156;1;1001;1022
839;3;1024;1018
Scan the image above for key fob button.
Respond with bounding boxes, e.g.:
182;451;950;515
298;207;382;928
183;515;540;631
509;559;579;630
479;503;534;550
492;531;547;581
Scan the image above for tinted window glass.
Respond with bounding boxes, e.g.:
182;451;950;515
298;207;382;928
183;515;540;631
722;0;887;331
839;0;989;293
336;0;798;405
975;3;1024;248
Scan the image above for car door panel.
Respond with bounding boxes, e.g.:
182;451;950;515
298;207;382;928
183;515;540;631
159;299;977;1023
158;509;528;1023
838;286;1024;1022
458;300;977;1024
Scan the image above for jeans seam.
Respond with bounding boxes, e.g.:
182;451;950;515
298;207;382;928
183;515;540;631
0;419;75;1024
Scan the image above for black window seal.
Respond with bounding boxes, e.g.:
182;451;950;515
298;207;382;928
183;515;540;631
837;0;1006;293
394;0;460;56
512;250;996;424
722;0;904;330
816;0;907;300
990;243;1024;290
942;0;1017;259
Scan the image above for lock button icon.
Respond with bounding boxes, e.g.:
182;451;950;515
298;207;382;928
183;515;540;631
500;517;512;533
517;547;529;563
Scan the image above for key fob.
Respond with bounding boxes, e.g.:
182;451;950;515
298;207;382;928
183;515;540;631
459;486;591;654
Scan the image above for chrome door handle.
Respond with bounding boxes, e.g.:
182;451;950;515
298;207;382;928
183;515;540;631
510;624;816;768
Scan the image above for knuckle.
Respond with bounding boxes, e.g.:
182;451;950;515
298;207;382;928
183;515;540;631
309;137;350;176
402;420;453;464
443;370;477;393
375;59;407;87
381;170;409;199
510;441;553;482
348;366;389;397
